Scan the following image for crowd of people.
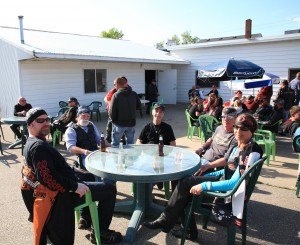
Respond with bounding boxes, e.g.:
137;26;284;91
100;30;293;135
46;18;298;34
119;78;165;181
5;72;298;244
187;74;300;137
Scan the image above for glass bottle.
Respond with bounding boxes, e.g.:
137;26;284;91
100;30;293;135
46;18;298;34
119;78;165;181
100;132;106;152
158;135;164;156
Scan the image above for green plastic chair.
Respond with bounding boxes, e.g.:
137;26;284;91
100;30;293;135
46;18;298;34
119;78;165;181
74;191;101;245
254;129;275;166
198;115;220;141
0;134;3;155
59;101;68;108
181;157;266;245
185;110;202;140
259;119;282;141
88;101;102;122
296;154;300;198
52;129;62;147
51;107;69;123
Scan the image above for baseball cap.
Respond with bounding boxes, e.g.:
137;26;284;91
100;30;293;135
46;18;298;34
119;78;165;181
152;103;165;111
77;106;91;116
26;107;48;125
222;107;237;117
68;97;78;103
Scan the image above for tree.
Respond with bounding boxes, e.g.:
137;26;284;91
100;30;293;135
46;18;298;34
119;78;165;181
181;31;200;44
155;41;164;49
100;28;124;39
171;34;180;45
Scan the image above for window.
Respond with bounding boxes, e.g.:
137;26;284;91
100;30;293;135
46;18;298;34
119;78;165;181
195;71;220;88
84;69;107;93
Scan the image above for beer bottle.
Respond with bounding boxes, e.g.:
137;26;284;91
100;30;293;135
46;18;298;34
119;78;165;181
158;135;164;157
100;132;106;152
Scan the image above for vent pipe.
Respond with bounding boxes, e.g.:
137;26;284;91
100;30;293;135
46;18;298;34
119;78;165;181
18;15;24;44
245;19;252;39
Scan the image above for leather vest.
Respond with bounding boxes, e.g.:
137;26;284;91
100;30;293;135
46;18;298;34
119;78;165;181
71;123;98;151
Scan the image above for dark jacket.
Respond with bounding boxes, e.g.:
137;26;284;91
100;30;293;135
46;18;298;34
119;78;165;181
109;87;141;127
254;105;274;121
258;107;285;132
148;83;159;101
276;87;295;111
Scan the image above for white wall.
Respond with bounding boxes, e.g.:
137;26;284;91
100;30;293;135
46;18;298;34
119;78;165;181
0;39;32;117
20;60;171;116
170;39;300;102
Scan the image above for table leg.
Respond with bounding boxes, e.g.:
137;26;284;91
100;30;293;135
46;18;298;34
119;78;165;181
8;139;22;149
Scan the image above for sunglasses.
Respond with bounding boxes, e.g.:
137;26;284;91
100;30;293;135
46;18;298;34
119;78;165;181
35;117;51;123
233;124;250;131
221;115;235;120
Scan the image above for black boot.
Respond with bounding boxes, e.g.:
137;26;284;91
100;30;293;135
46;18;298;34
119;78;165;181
144;214;173;233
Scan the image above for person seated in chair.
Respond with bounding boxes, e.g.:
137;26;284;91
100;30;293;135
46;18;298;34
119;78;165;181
10;97;32;140
50;97;79;139
144;114;263;241
65;106;112;229
136;103;176;190
188;97;204;126
253;98;274;121
21;108;122;245
244;95;259;114
195;107;238;173
257;99;285;133
279;105;300;137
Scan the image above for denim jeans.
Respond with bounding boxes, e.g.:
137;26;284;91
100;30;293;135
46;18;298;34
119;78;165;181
111;124;135;146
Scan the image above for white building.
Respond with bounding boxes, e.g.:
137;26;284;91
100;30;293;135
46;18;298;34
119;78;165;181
1;20;300;117
167;32;300;102
0;24;188;117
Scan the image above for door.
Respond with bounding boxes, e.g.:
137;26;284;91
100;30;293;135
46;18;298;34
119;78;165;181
157;69;177;104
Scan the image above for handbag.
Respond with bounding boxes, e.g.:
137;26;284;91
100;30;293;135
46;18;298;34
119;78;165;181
210;198;234;227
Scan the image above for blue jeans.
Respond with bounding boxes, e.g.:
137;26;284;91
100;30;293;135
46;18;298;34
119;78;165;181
111;124;135;146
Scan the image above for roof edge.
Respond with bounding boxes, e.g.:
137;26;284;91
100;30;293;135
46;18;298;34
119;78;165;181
32;52;190;65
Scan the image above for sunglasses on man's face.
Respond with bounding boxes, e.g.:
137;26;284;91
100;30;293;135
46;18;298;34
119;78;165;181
34;117;51;123
233;124;250;131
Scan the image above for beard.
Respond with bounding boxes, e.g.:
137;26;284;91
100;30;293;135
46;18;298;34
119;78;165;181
79;119;89;127
39;128;50;136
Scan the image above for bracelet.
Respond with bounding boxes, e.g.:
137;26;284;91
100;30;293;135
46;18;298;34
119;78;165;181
84;150;88;155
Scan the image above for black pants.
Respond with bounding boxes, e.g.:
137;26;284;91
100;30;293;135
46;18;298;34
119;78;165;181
162;175;219;231
45;170;117;245
10;124;21;139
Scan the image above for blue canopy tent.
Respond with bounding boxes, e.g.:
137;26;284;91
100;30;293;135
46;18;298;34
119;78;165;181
244;73;280;89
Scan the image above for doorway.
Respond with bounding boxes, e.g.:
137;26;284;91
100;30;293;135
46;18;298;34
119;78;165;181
145;70;156;99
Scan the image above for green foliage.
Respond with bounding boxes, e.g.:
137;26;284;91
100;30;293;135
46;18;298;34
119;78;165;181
100;28;124;39
181;31;200;44
155;30;200;48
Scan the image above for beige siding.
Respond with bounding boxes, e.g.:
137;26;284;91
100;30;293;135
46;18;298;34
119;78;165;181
171;39;300;103
20;60;171;116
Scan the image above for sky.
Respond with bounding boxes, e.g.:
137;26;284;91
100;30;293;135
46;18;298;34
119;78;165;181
1;0;300;47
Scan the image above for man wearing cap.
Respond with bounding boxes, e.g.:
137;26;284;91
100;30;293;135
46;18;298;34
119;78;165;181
50;97;79;138
137;103;176;190
194;107;238;175
65;106;105;169
109;76;141;146
257;99;285;133
21;107;122;244
10;96;32;140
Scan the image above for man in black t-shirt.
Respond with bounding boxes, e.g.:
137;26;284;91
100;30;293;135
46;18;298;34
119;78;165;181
10;97;32;139
137;103;176;146
137;103;176;190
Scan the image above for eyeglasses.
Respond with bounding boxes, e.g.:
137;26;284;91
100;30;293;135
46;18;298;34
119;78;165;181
34;117;51;123
233;124;250;131
221;115;235;120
